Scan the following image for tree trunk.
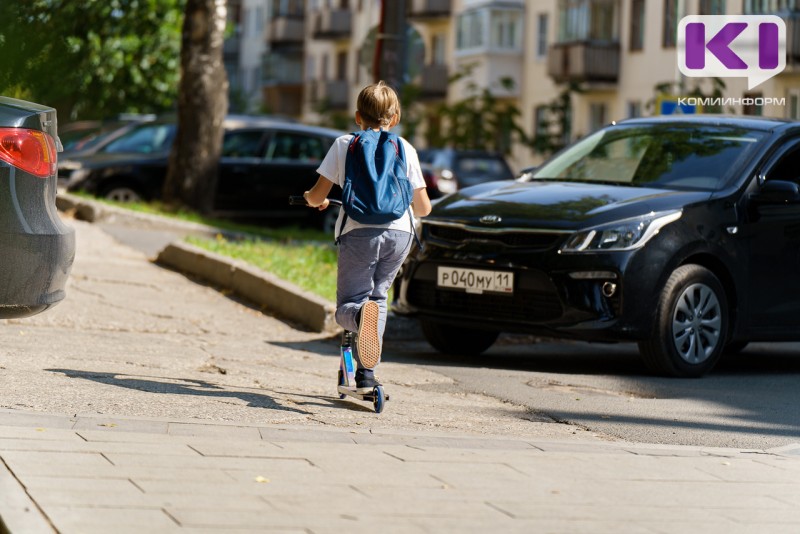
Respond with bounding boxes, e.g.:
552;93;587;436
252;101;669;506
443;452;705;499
163;0;228;213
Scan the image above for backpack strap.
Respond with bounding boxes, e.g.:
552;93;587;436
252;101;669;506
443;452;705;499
336;133;361;245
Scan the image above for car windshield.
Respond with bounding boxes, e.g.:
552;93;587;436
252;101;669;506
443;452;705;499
530;124;766;191
101;123;176;154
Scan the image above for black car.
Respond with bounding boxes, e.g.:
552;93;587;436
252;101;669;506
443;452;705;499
397;115;800;378
59;115;155;157
0;96;74;318
417;148;515;197
60;116;344;229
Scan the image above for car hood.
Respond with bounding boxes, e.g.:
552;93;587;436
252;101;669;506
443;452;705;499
427;180;711;231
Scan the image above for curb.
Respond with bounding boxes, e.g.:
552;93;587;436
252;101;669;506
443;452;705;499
55;192;422;337
57;192;338;334
156;241;338;333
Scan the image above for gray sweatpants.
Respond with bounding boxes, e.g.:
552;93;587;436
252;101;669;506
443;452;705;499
335;228;413;366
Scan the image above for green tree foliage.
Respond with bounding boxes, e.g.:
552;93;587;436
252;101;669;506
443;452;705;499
0;0;184;121
430;74;528;155
532;82;582;155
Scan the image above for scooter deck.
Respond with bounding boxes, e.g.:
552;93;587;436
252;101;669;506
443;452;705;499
337;386;390;402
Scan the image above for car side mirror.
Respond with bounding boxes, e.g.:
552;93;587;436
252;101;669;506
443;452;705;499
754;180;800;204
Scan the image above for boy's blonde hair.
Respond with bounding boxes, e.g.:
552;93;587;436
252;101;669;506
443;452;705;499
356;81;401;128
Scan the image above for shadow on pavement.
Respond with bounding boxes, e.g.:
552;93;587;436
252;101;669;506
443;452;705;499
46;369;312;415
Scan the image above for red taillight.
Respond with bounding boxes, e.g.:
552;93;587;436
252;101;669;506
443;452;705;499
0;127;58;178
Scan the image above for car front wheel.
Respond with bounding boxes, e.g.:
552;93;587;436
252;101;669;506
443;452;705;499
101;182;145;203
420;320;499;356
638;264;728;378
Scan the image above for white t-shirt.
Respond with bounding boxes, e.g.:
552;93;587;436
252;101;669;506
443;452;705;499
316;132;426;239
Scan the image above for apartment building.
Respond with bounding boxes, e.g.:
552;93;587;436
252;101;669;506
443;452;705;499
260;0;800;170
225;0;269;113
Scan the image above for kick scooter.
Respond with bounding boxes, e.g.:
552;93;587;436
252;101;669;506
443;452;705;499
288;195;389;414
338;330;388;413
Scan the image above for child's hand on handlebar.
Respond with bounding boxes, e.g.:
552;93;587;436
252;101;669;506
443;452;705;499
303;191;330;211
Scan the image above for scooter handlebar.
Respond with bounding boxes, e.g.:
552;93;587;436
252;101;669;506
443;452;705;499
288;195;342;207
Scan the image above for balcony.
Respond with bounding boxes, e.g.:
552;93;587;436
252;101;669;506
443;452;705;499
264;54;303;85
408;0;451;20
309;80;350;110
547;41;620;85
418;64;449;99
268;16;305;46
312;9;352;40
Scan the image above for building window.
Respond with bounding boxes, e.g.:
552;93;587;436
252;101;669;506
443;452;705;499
627;100;642;118
744;0;800;14
630;0;644;51
699;0;726;14
432;33;446;64
557;0;618;43
336;51;347;81
663;0;678;48
537;13;549;58
743;92;763;116
589;102;607;132
533;105;549;141
789;90;800;120
456;7;523;52
456;9;486;50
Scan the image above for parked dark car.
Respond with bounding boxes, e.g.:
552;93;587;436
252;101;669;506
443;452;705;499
60;116;344;229
59;115;155;157
396;115;800;378
417;148;515;197
0;96;74;318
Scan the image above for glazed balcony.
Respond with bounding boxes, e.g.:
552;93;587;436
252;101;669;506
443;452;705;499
268;16;305;46
264;54;303;85
547;41;620;84
408;0;451;20
309;79;349;110
419;64;449;99
312;9;352;40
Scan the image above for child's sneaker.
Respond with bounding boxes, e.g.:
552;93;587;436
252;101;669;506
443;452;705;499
355;369;381;393
357;300;381;368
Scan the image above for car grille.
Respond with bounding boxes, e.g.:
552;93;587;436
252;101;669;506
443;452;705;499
407;266;563;323
425;224;565;250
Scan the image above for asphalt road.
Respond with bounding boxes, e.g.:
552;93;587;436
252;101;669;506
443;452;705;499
388;337;800;450
98;214;800;450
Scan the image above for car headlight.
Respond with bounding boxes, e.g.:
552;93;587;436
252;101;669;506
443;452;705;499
560;210;682;253
437;169;457;194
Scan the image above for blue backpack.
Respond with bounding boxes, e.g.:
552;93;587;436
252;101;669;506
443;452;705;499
341;129;413;228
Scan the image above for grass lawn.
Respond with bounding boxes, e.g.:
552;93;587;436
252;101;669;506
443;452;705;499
74;194;339;301
187;234;339;302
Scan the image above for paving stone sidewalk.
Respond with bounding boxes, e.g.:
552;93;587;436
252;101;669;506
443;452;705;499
2;409;800;534
2;206;800;533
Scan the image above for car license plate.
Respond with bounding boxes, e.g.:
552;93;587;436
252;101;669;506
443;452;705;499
437;267;513;295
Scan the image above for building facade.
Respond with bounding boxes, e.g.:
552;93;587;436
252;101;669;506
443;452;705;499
257;0;800;170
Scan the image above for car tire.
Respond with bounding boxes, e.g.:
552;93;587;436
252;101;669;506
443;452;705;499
420;320;499;356
100;182;145;203
638;264;728;378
